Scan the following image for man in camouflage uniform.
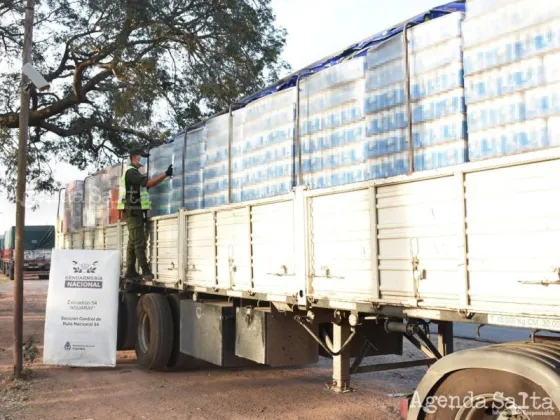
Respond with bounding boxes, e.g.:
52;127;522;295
118;148;172;281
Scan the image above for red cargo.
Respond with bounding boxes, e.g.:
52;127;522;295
109;185;120;223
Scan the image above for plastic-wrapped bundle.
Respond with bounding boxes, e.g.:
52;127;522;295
202;111;244;208
231;110;244;203
202;115;228;208
465;0;513;19
100;164;122;225
63;180;84;232
409;13;467;170
109;185;119;224
241;89;295;201
83;171;102;227
83;174;98;228
299;59;367;189
300;81;365;135
462;0;560;49
366;35;404;72
408;11;463;52
408;38;463;77
183;127;206;211
462;19;560;75
365;34;410;179
148;136;182;216
82;164;122;227
414;141;467;171
464;0;560;160
365;11;467;177
303;59;366;97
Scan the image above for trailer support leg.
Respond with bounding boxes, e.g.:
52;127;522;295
437;321;454;356
329;321;352;393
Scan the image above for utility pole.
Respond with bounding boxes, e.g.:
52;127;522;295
14;0;36;379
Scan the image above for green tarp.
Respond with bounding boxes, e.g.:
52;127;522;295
3;225;55;250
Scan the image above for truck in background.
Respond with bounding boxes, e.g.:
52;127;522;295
1;225;55;280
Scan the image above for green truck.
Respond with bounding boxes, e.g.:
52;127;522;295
0;225;55;280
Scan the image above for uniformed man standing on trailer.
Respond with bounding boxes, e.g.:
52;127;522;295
117;148;173;281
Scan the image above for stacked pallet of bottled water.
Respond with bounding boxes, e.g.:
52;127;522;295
463;0;560;160
99;164;122;224
202;111;244;207
299;59;367;188
63;180;84;232
365;11;467;176
83;165;122;227
365;35;409;178
83;173;99;228
183;127;205;211
409;12;468;170
242;88;296;200
232;111;244;203
149;136;182;216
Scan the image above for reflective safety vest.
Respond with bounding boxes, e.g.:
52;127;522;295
117;165;151;211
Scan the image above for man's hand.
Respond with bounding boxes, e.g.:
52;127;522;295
165;164;173;177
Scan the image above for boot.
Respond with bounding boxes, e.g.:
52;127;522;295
124;265;141;280
141;264;155;281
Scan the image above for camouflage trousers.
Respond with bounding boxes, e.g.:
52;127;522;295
125;214;149;270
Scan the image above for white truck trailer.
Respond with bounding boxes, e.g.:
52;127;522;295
56;148;560;419
55;1;560;418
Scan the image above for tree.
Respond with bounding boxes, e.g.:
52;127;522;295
0;0;288;198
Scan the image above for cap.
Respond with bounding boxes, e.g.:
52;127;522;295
129;148;150;158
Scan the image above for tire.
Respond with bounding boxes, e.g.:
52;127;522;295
118;293;139;351
123;293;139;350
420;369;558;420
135;293;173;370
9;264;14;281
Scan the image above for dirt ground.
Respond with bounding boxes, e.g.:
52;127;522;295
0;276;482;420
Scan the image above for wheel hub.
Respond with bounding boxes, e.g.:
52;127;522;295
138;312;151;354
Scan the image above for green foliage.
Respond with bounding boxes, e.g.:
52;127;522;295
23;336;39;364
0;0;289;198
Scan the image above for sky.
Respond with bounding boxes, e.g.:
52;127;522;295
0;0;448;234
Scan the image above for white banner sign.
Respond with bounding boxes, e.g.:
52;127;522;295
43;249;121;367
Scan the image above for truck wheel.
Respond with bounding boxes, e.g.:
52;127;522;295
117;292;139;351
9;265;14;281
421;368;557;420
135;293;173;370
